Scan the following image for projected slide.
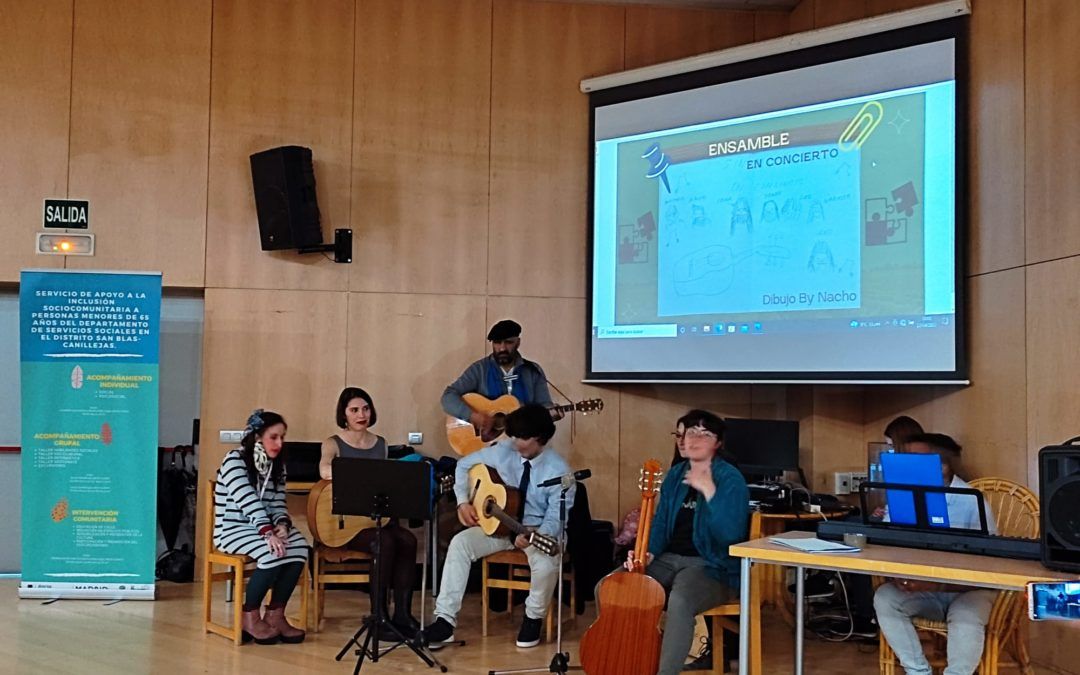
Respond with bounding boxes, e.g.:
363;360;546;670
589;33;960;378
658;137;861;316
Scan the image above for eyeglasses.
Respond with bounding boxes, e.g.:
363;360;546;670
684;428;717;440
670;431;684;440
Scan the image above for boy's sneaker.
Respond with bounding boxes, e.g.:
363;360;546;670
516;616;543;648
420;617;455;650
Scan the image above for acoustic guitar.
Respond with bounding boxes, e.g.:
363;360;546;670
579;460;666;675
467;464;559;556
306;471;454;548
446;393;604;456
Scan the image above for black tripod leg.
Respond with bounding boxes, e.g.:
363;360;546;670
354;624;377;675
336;620;370;661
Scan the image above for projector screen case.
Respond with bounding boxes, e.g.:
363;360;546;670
586;18;969;384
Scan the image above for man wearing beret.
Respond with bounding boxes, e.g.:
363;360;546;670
441;319;561;435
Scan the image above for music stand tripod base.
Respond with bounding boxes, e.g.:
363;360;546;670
330;457;449;673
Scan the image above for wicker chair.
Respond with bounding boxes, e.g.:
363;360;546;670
878;477;1040;674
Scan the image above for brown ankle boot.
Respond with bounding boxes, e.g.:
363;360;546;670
241;608;280;645
264;605;305;644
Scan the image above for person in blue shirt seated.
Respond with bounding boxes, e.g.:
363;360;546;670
874;433;998;675
624;410;749;675
422;404;574;650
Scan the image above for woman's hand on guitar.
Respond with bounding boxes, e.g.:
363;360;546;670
457;503;480;527
265;533;286;558
623;549;653;571
514;534;531;550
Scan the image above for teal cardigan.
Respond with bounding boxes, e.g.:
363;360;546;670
647;457;750;587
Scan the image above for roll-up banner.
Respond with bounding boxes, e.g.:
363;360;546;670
19;270;161;599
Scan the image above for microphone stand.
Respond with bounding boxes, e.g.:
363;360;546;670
488;478;582;675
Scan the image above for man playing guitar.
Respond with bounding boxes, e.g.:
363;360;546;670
421;404;575;650
441;319;562;436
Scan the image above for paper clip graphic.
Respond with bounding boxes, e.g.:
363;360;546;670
838;101;884;151
642;142;671;193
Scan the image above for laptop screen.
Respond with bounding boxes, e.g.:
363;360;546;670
880;452;950;528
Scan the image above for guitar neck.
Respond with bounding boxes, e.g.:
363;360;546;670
488;504;531;539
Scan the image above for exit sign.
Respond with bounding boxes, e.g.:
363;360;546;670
43;199;89;229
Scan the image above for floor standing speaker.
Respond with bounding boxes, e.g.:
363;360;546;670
1039;439;1080;572
249;145;323;250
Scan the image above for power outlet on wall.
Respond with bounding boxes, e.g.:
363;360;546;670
849;471;869;493
218;429;244;444
833;472;852;495
407;432;423;445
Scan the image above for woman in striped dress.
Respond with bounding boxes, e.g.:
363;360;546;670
214;409;309;644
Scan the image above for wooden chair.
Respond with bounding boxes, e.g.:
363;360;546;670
310;544;372;631
699;511;764;675
201;480;309;644
481;549;576;643
879;477;1040;675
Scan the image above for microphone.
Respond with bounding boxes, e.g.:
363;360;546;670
537;469;592;488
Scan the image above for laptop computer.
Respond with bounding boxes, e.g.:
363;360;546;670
880;452;950;528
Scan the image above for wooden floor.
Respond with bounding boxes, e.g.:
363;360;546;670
0;579;881;674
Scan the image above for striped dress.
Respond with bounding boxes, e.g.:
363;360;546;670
213;449;309;569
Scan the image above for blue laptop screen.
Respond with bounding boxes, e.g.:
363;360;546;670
881;452;950;528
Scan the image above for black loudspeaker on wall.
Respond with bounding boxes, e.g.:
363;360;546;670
250;145;323;251
1039;438;1080;572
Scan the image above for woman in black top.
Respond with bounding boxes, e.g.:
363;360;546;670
319;387;419;634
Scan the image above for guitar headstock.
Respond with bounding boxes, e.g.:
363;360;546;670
529;532;560;556
573;398;604;414
437;473;455;496
638;459;663;498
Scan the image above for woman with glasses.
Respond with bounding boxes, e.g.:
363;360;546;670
625;410;749;675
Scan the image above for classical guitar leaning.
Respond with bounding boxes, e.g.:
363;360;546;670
580;460;666;675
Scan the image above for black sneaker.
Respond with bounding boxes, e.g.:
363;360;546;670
516;616;542;648
420;617;455;650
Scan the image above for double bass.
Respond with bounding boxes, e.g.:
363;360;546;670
579;460;666;675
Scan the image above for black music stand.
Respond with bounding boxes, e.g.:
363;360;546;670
331;458;447;674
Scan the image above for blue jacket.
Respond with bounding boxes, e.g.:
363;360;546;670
647;458;749;587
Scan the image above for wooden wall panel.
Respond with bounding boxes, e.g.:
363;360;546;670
928;269;1027;481
486;295;621;522
488;0;624;299
1025;0;1080;265
66;0;210;287
754;11;790;42
0;1;72;280
808;387;864;494
344;292;487;456
205;0;354;291
350;0;492;296
618;385;750;523
1026;257;1080;489
624;7;755;70
813;0;866;27
196;288;348;560
968;0;1024;275
788;0;815;33
865;0;939;13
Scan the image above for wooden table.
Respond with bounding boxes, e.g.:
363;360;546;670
756;510;846;623
729;532;1075;675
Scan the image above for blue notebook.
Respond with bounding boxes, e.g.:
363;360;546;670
881;452;950;528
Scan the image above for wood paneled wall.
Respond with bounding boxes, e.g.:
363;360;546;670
7;1;1080;657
